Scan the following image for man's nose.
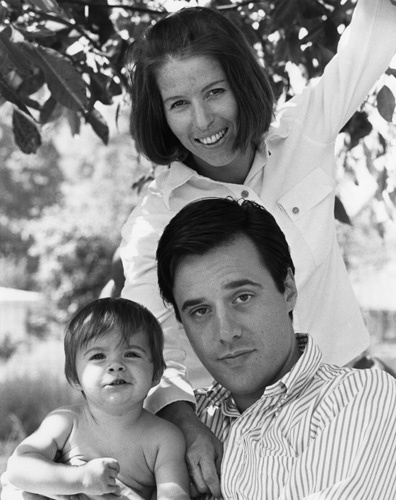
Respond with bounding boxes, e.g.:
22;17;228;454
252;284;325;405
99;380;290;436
216;310;242;343
192;101;214;130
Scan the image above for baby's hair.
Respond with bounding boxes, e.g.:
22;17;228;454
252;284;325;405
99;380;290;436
64;298;166;385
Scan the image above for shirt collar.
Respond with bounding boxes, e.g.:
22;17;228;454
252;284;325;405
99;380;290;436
161;143;272;209
275;333;322;397
162;161;197;208
205;334;322;410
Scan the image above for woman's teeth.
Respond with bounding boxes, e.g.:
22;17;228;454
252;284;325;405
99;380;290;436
198;129;226;145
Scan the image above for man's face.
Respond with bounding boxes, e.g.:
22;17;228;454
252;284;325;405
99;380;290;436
173;235;300;411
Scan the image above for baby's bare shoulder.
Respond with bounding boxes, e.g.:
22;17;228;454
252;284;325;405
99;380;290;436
139;410;185;446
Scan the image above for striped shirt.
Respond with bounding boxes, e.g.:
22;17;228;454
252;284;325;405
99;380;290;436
195;334;396;499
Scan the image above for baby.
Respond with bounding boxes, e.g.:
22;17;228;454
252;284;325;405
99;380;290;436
5;298;190;500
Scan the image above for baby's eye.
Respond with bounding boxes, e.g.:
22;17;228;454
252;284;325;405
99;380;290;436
125;351;141;358
90;353;105;360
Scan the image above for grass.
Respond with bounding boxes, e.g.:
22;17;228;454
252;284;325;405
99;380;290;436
0;337;83;494
0;440;17;488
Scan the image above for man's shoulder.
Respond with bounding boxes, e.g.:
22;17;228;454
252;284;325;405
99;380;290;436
310;363;396;413
316;361;396;386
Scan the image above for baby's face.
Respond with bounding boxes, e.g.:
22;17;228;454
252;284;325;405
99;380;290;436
73;328;157;415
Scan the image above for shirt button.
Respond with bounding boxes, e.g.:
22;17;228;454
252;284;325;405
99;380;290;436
241;190;249;198
292;206;299;214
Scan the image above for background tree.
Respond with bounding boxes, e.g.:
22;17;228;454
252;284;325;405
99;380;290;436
0;112;63;289
29;120;147;321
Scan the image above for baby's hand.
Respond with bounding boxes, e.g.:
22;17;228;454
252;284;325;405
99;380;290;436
80;458;121;496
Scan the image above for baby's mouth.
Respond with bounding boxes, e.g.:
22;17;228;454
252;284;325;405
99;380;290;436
109;379;126;386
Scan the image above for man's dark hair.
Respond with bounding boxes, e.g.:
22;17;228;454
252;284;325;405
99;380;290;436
157;197;295;321
64;297;166;385
125;7;275;165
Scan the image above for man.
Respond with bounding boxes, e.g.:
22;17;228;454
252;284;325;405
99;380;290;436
156;197;396;499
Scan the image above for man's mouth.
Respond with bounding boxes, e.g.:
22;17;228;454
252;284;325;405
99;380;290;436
196;128;227;146
219;349;253;361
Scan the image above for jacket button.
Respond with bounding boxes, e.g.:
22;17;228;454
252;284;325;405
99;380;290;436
241;190;249;198
292;206;299;214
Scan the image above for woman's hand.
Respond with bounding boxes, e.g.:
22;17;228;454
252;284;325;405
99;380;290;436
157;401;223;499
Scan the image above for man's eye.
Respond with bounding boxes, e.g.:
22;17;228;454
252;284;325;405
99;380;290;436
90;353;105;360
235;293;253;304
191;307;209;318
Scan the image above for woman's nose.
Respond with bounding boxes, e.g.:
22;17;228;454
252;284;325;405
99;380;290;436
192;102;213;130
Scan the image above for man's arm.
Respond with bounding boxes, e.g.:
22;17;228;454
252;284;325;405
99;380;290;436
157;401;223;498
6;410;121;497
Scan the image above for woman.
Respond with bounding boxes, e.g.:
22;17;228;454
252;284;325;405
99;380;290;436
120;3;396;497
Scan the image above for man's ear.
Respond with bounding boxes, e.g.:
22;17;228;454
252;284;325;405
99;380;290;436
283;268;297;313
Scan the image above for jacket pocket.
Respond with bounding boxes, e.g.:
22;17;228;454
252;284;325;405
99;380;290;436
278;168;335;266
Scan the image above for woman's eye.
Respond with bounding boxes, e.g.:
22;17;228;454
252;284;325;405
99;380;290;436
90;353;105;360
208;88;224;97
170;100;186;110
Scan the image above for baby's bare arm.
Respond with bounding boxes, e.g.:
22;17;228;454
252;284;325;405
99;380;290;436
152;420;190;500
7;409;121;497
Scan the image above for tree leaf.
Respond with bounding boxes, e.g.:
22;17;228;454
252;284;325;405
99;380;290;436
90;72;114;105
22;43;88;112
0;73;34;117
12;108;42;154
334;196;351;225
66;108;81;136
377;85;395;122
85;108;109;145
18;70;46;97
26;0;64;16
0;5;7;24
0;29;34;79
40;95;58;124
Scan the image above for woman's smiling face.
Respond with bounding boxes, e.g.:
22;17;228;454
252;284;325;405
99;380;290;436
156;55;253;183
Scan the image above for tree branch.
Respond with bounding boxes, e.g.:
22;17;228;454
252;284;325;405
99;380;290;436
59;1;167;15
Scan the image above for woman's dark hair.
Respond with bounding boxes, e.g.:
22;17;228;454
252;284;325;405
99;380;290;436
64;298;166;385
125;7;275;165
156;197;295;321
